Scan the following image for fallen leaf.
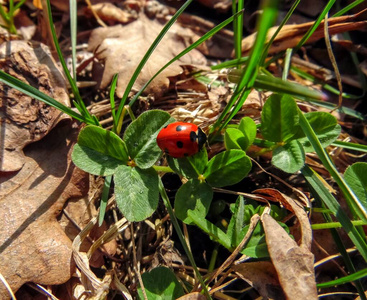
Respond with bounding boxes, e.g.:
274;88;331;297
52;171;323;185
232;261;285;300
241;9;367;55
177;292;206;300
87;14;206;98
196;0;232;13
84;2;136;25
261;213;317;300
0;40;70;172
254;188;312;249
0;121;89;299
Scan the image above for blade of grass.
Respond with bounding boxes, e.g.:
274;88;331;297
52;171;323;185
128;11;243;108
210;0;279;136
332;141;367;153
0;70;85;122
158;179;212;299
98;175;112;226
299;111;367;222
233;0;244;64
302;165;367;262
317;268;367;288
290;66;362;100
110;74;119;131
69;0;77;80
227;71;325;100
45;0;97;125
333;0;365;17
260;0;300;64
293;0;336;53
114;0;193;133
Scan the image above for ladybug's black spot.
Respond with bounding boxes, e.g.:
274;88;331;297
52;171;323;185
176;125;184;131
190;131;197;142
177;141;184;148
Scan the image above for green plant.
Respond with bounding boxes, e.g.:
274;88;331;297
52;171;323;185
0;0;26;34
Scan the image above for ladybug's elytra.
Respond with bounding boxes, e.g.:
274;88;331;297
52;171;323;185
156;122;207;158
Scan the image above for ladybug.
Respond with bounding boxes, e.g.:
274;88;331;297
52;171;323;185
156;122;207;158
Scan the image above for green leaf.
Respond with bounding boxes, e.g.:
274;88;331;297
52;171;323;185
204;150;252;187
272;140;305;173
72;125;128;176
137;267;184;300
344;163;367;211
224;128;246;150
114;166;159;221
240;223;269;258
227;196;245;247
238;116;257;150
175;180;213;224
293;112;340;152
167;149;208;179
124;110;173;169
261;94;299;142
188;211;231;249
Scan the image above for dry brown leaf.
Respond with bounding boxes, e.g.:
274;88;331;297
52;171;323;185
0;41;70;172
88;14;206;98
197;0;232;12
84;2;136;25
60;196;117;268
241;9;367;55
254;188;312;249
261;213;317;300
232;261;285;300
177;292;206;300
0;122;89;299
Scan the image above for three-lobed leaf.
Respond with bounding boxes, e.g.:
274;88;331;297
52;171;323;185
72;125;128;176
272;140;305;173
137;267;184;300
293;111;340;152
175;179;213;224
204;150;252;188
167;148;208;179
344;163;367;211
114;165;159;221
261;94;299;142
124;110;173;169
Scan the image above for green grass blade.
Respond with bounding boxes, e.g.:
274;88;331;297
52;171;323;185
299;111;367;222
317;268;367;288
128;10;241;108
114;0;193;132
45;0;96;124
110;74;119;131
332;141;367;153
333;0;365;17
228;71;325;101
260;0;300;64
98;175;112;227
233;0;244;63
0;70;85;122
290;66;362;99
158;179;212;299
293;0;335;53
69;0;77;80
210;0;278;136
302;165;367;261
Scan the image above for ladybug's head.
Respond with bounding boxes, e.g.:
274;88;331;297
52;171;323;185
197;127;207;150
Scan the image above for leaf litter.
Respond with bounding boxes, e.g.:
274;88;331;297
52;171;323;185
0;0;366;299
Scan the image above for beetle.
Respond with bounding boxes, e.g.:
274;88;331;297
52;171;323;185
156;122;207;158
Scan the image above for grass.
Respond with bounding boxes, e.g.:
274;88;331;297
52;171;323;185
0;0;366;298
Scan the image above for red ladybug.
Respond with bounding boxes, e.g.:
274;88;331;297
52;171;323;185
156;122;207;158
